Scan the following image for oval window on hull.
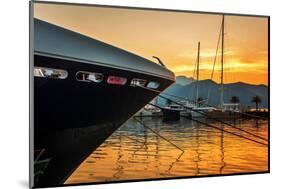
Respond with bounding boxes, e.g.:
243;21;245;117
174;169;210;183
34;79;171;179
76;71;104;83
107;76;127;85
34;67;68;79
130;78;147;87
147;81;160;89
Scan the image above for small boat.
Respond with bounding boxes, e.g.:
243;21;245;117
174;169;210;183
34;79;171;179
191;106;217;118
184;41;215;118
162;104;184;121
134;97;162;117
32;18;175;187
206;15;242;119
135;106;163;117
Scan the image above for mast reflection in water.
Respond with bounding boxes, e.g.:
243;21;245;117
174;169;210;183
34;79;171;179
66;118;268;184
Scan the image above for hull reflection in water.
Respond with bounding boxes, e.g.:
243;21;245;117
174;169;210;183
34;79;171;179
66;118;268;184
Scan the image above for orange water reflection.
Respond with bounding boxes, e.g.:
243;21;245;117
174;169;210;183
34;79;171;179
66;118;268;184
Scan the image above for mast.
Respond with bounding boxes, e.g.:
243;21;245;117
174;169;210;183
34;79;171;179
196;41;200;106
220;15;225;108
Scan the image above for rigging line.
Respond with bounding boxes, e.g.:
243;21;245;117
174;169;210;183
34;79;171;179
137;85;268;141
147;101;268;143
145;103;267;147
158;94;268;142
182;116;268;146
139;84;268;120
166;151;185;173
211;24;222;80
133;117;185;153
161;91;268;120
207;23;223;103
191;52;199;100
140;105;225;136
144;94;267;146
147;98;267;143
138;85;268;120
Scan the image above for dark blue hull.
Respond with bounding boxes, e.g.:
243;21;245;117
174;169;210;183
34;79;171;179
33;55;174;187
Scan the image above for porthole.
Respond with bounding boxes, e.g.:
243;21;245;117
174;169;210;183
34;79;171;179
34;67;68;79
130;78;147;87
147;81;160;89
76;71;104;83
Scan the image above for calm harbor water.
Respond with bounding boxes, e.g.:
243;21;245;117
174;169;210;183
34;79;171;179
65;117;268;184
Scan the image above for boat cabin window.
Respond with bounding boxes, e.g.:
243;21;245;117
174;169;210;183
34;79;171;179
147;81;160;89
130;78;146;87
76;71;103;83
107;76;127;85
34;67;68;79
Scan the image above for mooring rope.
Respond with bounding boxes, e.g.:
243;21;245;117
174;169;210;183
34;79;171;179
165;89;267;120
182;116;268;146
158;94;268;142
147;100;268;146
133;117;185;153
137;85;268;143
139;102;267;147
138;85;268;120
162;92;268;120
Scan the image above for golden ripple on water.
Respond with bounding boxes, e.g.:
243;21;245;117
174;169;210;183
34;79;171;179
65;118;268;184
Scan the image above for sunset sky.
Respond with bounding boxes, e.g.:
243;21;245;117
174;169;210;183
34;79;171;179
34;3;268;85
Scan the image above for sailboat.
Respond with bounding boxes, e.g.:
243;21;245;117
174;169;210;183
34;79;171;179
207;15;241;119
190;42;216;118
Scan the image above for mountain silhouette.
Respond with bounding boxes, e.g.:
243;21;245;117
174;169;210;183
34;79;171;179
158;76;268;108
175;76;194;86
